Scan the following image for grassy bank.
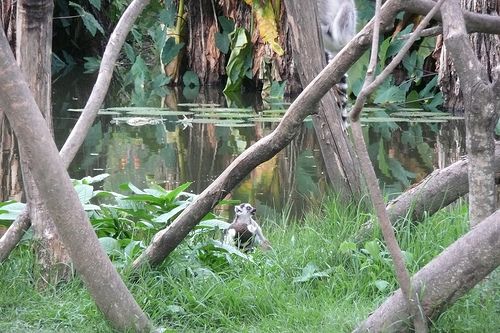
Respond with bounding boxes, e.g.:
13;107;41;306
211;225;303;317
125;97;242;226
1;198;498;332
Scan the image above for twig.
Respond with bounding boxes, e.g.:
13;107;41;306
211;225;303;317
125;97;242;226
399;26;442;40
349;0;445;331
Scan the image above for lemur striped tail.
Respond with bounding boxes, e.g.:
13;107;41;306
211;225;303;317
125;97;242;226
318;0;357;128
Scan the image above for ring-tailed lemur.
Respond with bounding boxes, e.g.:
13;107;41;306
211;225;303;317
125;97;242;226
223;203;271;252
317;0;357;126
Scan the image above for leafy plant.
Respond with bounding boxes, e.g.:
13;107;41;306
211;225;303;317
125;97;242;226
224;27;253;93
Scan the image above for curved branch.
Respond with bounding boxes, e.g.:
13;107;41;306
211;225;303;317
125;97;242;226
131;0;405;270
0;0;151;263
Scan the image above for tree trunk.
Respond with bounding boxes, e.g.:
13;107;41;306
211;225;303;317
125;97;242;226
16;0;71;287
440;0;500;226
0;0;22;202
438;0;499;114
355;209;500;332
284;0;365;201
0;28;153;333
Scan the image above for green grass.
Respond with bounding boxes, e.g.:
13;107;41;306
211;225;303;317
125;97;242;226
1;198;498;332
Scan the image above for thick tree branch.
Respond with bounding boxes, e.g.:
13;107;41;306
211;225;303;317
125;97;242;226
441;0;500;225
404;0;500;35
350;0;445;331
0;0;151;263
131;0;407;269
59;0;151;167
354;209;500;332
0;29;152;332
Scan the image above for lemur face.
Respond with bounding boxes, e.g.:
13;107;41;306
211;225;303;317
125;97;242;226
234;203;256;216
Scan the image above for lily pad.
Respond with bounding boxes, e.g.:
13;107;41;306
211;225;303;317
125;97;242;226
106;107;171;112
391;111;448;117
215;123;256;128
127;110;194;116
177;103;221;107
189;107;253;113
196;112;254;119
180;118;245;125
361;117;410;123
97;111;121;115
250;117;283;123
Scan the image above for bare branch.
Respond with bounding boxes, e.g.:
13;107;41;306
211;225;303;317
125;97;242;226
403;0;500;35
349;0;446;330
59;0;151;167
0;28;152;332
399;26;442;40
0;0;151;263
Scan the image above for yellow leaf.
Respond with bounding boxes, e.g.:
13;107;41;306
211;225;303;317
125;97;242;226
245;0;284;56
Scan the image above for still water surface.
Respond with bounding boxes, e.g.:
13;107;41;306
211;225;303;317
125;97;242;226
52;71;465;217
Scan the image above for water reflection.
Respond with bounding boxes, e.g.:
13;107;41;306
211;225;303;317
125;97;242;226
52;71;466;217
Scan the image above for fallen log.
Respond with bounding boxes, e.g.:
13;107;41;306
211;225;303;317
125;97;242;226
354;209;500;332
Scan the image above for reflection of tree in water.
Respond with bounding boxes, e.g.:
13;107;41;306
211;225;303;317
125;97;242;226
436;120;466;169
366;121;463;196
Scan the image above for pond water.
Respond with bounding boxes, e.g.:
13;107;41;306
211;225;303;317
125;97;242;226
52;70;466;218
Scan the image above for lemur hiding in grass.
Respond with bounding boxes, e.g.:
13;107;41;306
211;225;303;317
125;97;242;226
223;203;271;252
317;0;357;126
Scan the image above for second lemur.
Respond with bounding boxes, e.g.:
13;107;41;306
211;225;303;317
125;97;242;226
317;0;357;125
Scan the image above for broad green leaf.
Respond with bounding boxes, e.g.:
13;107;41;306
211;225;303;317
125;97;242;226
215;32;230;54
364;240;381;260
81;173;109;184
83;56;101;73
218;16;235;33
339;241;357;253
99;237;120;254
123;42;136;63
153;202;189;223
75;184;94;204
0;201;26;220
163;182;192;202
224;28;253;93
183;71;200;87
161;38;184;65
196;219;231;230
88;0;101;10
69;2;104;37
374;279;390;292
388;158;416;187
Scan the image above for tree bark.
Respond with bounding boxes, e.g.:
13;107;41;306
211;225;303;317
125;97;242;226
284;0;365;202
441;0;500;226
16;0;72;287
438;0;499;114
0;0;21;202
0;28;153;333
354;209;500;332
